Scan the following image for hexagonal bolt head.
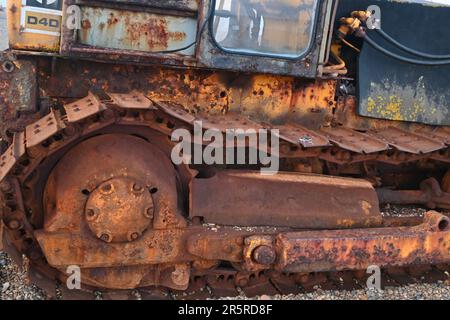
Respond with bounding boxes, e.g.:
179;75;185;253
0;180;12;193
99;233;112;243
2;61;15;73
132;183;145;194
100;183;114;195
171;265;189;287
85;209;98;221
252;245;276;266
144;206;154;219
128;232;141;242
7;219;21;230
237;278;249;287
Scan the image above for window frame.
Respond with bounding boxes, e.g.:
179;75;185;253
209;0;322;60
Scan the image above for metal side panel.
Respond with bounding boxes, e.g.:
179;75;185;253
77;6;197;55
190;170;382;229
7;0;62;52
272;212;450;273
354;0;450;125
83;0;199;12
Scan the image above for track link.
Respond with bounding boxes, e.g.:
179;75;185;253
0;92;449;299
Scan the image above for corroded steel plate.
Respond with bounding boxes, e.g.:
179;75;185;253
190;170;382;229
64;92;105;122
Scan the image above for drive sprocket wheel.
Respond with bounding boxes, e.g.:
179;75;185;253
20;125;193;292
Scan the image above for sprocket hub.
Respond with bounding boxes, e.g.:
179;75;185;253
85;177;155;243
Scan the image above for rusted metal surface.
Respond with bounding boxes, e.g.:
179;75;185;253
0;0;450;298
237;75;293;124
190;170;382;229
187;231;245;263
0;55;37;115
334;96;405;131
153;100;196;124
33;133;187;289
25;109;65;148
80;0;199;12
198;113;264;133
443;170;450;193
0;87;449;295
369;127;446;154
0;53;38;139
0;220;3;251
41;133;185;231
418;127;450;146
35;229;193;268
377;178;450;210
108;91;156;110
64;92;106;122
248;212;450;273
78;7;197;55
275;123;330;148
320;126;389;154
59;0;331;77
85;177;155;243
290;80;336;129
26;58;444;152
0;132;25;181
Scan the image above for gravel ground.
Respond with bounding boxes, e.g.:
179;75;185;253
220;283;450;300
0;252;47;300
1;251;448;300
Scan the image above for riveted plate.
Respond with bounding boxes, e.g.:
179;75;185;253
417;127;450;145
197;114;265;132
153;100;196;124
275;123;330;148
64;92;106;123
0;132;25;181
190;170;382;229
369;127;446;154
320;127;389;154
25;109;64;148
108;91;156;110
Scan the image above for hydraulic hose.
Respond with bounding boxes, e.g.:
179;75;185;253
364;34;450;65
376;28;450;60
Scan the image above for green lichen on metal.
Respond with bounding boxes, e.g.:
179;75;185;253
361;77;449;125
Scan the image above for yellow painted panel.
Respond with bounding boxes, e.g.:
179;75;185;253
7;0;61;52
24;11;61;34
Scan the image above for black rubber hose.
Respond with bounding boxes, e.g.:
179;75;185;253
376;28;450;60
364;34;450;65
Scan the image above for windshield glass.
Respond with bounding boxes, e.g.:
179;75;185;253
212;0;319;58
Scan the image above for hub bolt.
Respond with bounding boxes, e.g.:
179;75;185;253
7;219;20;230
99;233;111;243
224;245;234;254
252;245;276;266
132;183;144;193
128;232;140;242
86;209;97;220
144;206;154;219
100;183;113;195
0;181;12;193
237;278;249;287
171;265;189;287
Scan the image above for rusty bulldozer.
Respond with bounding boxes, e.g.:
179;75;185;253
0;0;449;298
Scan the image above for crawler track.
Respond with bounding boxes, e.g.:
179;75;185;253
0;92;449;299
